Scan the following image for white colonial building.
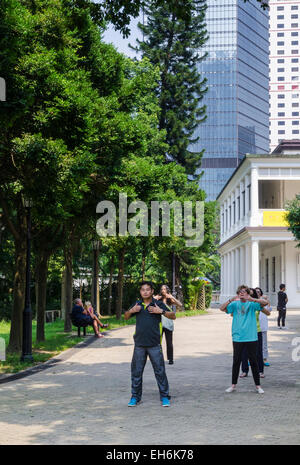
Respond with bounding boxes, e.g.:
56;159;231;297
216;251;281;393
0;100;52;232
217;141;300;308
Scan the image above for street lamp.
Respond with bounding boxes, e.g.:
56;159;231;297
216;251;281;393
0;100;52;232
92;240;100;314
21;196;33;362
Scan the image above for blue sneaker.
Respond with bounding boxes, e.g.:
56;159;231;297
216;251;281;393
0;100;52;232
264;361;270;367
161;397;170;407
128;397;140;407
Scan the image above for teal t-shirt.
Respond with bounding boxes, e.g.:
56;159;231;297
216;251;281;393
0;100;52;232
227;301;262;342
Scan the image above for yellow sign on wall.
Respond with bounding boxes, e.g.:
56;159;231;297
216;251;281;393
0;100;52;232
263;211;289;227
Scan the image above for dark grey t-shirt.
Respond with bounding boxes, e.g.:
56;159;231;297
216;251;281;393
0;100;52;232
129;298;169;347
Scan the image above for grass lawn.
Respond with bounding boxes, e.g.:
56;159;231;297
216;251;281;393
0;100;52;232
0;309;207;375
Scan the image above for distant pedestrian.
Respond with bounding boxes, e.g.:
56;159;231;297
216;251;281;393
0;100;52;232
255;288;272;366
220;285;269;394
71;298;103;338
154;284;183;365
277;284;288;329
124;281;176;407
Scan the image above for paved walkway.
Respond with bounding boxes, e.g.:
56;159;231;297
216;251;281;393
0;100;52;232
0;309;300;445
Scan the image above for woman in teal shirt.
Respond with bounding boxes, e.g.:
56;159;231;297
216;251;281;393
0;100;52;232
220;285;269;394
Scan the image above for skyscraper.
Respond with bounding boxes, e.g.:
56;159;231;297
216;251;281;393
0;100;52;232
192;0;270;200
269;0;300;152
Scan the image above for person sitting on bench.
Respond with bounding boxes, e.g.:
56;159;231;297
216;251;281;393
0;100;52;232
71;298;103;338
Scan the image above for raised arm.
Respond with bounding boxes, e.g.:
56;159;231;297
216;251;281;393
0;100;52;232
124;303;141;321
220;297;237;312
148;303;176;320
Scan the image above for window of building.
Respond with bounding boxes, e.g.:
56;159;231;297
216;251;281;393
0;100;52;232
247;184;251;211
292;102;299;107
292;58;299;63
278;103;285;107
237;196;240;221
292;50;299;54
292;130;300;134
277;41;285;46
277;68;285;72
278;130;285;134
233;201;236;224
292;120;299;125
272;257;276;292
277;59;285;63
291;23;299;28
292;112;299;116
277;32;285;37
277;15;284;19
278;121;285;125
221;213;224;234
277;50;285;54
292;67;299;72
277;24;284;28
278;77;285;81
278;94;285;98
292;85;299;89
225;209;228;231
291;32;299;36
291;14;298;19
292;41;299;45
291;6;298;10
229;205;232;227
265;258;269;293
292;93;299;98
292;76;299;81
242;191;245;217
278;112;285;116
277;6;284;10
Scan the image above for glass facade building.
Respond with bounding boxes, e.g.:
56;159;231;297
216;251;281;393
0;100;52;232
193;0;270;200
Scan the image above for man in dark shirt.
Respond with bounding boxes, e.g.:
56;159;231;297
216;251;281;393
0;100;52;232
124;281;176;407
277;284;288;329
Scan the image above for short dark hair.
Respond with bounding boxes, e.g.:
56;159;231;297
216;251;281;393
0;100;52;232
236;285;250;295
139;281;154;290
280;283;286;290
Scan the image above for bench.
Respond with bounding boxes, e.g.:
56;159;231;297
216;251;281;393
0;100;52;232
69;313;88;337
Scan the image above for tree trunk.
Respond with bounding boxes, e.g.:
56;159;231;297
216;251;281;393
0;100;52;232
116;248;125;320
61;267;67;320
8;239;26;353
35;250;50;342
107;255;114;316
64;243;73;332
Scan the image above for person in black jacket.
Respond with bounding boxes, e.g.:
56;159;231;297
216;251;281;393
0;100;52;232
124;281;176;407
71;298;103;338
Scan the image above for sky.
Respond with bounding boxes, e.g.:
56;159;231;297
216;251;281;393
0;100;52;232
102;14;143;58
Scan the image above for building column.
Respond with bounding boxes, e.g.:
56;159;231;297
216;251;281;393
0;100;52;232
280;242;286;284
235;247;240;290
245;242;251;286
250;240;260;288
250;167;259;226
240;245;245;285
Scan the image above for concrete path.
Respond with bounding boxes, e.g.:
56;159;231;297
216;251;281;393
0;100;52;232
0;309;300;445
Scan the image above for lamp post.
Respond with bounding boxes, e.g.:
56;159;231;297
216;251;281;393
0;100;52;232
21;196;33;362
92;240;100;314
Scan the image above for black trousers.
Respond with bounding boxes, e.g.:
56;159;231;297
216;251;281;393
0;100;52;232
162;327;173;362
277;308;286;327
241;331;264;374
232;341;260;386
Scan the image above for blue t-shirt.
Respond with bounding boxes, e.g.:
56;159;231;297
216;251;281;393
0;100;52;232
227;301;262;342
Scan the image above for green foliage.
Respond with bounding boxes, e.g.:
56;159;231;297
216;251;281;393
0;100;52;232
286;195;300;246
133;0;208;177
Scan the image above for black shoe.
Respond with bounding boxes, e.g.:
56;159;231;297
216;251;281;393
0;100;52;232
168;360;174;365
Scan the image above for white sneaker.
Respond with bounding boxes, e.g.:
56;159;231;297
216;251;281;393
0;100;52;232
256;387;264;394
225;386;236;393
281;326;287;330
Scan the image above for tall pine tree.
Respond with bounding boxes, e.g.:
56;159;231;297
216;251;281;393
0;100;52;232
133;0;208;178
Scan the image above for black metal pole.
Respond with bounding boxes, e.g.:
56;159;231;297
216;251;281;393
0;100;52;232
21;206;33;362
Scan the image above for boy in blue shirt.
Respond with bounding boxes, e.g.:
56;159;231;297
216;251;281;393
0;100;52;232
220;285;269;394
